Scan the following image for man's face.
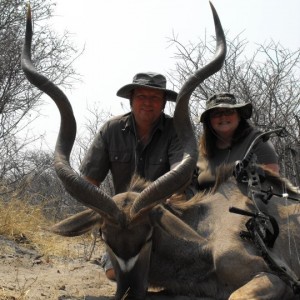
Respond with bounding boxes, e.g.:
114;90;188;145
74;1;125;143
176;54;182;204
131;87;165;127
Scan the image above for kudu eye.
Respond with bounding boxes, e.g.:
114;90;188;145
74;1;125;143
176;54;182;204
101;231;106;242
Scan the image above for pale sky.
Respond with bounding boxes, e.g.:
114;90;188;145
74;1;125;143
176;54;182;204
27;0;300;151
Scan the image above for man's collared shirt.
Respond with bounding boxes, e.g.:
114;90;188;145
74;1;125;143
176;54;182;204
80;112;183;194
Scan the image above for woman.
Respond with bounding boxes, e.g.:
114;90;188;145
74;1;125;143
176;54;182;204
197;92;279;190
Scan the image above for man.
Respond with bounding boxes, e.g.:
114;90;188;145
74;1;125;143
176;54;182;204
80;72;183;279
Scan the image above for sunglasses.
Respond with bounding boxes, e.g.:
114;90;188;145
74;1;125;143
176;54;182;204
210;108;236;118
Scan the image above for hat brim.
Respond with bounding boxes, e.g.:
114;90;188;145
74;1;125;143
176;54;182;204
200;102;253;122
116;83;178;102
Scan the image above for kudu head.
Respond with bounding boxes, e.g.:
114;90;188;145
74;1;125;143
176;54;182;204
21;2;226;299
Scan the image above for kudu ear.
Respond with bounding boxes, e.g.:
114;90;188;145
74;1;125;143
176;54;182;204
149;205;206;243
48;209;102;237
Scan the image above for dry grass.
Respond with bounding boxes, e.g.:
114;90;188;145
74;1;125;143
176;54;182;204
0;271;38;300
0;188;105;300
0;193;99;259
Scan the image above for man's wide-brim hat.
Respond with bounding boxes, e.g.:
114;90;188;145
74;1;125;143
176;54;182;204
200;92;253;122
117;72;178;102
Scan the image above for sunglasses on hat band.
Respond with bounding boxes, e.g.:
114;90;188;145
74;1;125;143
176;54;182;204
210;108;237;118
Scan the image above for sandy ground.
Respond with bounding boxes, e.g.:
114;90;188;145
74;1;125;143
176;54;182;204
0;235;115;300
0;236;205;300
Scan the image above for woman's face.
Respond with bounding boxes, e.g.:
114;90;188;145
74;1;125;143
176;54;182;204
209;108;240;139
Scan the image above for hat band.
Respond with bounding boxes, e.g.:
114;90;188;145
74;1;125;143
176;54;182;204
146;83;165;88
133;81;165;89
214;97;236;105
208;93;237;106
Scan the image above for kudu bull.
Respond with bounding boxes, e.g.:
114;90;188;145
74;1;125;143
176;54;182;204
22;3;300;300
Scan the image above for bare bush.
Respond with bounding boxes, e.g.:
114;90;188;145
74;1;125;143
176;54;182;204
0;0;80;185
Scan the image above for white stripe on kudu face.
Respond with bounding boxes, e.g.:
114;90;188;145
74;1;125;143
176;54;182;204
104;241;140;273
109;230;153;273
115;254;139;272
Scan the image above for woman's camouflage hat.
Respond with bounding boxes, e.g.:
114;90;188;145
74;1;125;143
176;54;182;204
200;92;252;122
